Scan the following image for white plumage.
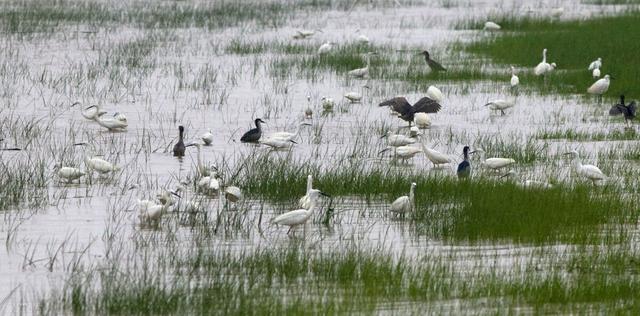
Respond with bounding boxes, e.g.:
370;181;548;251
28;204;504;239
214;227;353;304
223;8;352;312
587;74;611;95
344;91;363;103
426;85;444;103
380;145;422;161
57;167;85;183
510;66;520;87
588;57;602;71
534;48;556;76
347;52;375;78
269;122;311;142
418;139;451;168
413;113;431;129
95;112;128;131
484;99;515;115
381;132;416;147
592;68;601;79
484;158;516;170
318;41;333;54
564;150;606;185
259;137;296;149
298;174;313;209
201;130;214;145
85;156;119;174
483;21;501;31
274;189;326;235
321;97;335;111
224;186;242;202
390;182;416;215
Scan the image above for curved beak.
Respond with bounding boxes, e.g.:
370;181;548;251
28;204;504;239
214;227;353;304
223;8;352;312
71;101;81;107
378;148;390;155
170;191;181;198
73;142;88;146
302;123;312;126
289;140;298;144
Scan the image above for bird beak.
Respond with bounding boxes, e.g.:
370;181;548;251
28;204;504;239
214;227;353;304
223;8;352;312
1;147;21;151
378;148;390;154
320;191;331;197
84;105;97;111
499;173;510;179
302;123;312;126
185;143;196;147
71;102;81;107
170;191;181;198
289;140;298;144
468;150;476;154
379;134;388;139
73;142;88;146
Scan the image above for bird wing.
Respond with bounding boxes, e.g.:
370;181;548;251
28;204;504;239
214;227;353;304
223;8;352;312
427;60;446;71
390;196;409;213
628;101;637;117
412;97;442;114
457;160;470;173
378;97;412;116
609;105;623;116
273;209;309;225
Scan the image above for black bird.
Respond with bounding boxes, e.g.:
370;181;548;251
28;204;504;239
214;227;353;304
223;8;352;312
609;94;636;127
457;146;472;179
240;118;266;143
378;97;441;126
421;50;447;72
173;126;186;157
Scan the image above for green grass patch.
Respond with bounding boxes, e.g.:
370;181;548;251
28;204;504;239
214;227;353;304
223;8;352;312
537;128;639;141
462;13;640;98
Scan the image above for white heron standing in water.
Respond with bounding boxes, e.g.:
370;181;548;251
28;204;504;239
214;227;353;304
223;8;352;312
587;74;611;101
484;99;515;116
56;166;85;184
186;142;213;177
348;52;376;78
380;131;416;147
534;48;556;79
318;41;334;54
390;182;416;216
510;66;520;88
483;158;516;171
273;189;329;235
269;122;312;142
563;150;606;185
418;137;451;168
298;174;314;209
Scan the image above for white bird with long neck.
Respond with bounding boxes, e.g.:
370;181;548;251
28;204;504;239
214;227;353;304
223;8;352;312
483;21;501;31
259;137;297;150
390;182;416;215
588;57;602;71
418;138;451;168
510;66;520;88
500;170;553;189
74;142;120;175
269;122;312;142
186;143;213;177
534;48;556;77
138;190;179;227
348;52;376;78
273;189;328;235
298;174;314;209
56;166;85;184
75;103;107;121
379;145;422;162
483;158;516;171
91;108;128;131
564;150;606;185
484;99;515;116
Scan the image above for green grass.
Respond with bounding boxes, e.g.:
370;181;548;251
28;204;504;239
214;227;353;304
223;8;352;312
462;12;640;99
234;153;636;244
537;128;639;141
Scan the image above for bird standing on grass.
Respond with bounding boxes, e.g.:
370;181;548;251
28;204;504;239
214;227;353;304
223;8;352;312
421;51;446;73
609;94;636;127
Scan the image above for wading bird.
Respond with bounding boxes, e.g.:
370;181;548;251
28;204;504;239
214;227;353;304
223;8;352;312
173;126;186;157
318;41;334;54
201;130;213;146
592;67;601;79
421;50;446;73
588;57;602;71
500;170;553;189
304;95;313;119
75;102;106;121
240;118;266;143
298;174;314;209
609;95;636;127
259;137;297;150
138;190;180;227
457;146;472;179
74;142;120;175
185;142;213;177
418;137;451;168
390;182;416;216
273;189;329;236
269;122;312;142
534;48;556;79
344;85;370;103
483;157;515;171
413;113;431;128
380;131;416;147
224;186;242;203
483;21;501;31
563;150;606;185
587;74;611;101
56;166;85;184
484;99;515;116
83;105;127;131
426;85;444;103
510;66;520;89
293;29;321;40
379;145;423;163
378;96;441;127
321;97;335;111
347;52;376;78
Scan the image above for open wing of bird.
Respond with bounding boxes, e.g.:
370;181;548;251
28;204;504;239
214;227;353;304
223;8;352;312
427;60;447;72
412;97;441;114
379;97;412;116
609;105;623;116
628;101;637;117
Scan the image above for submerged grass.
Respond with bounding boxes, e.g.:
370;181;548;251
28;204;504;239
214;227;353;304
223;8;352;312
236;153;636;244
537;128;639;141
462;13;640;98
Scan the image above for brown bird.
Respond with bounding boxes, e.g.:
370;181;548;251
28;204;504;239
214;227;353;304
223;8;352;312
378;97;441;126
421;51;446;72
173;126;186;157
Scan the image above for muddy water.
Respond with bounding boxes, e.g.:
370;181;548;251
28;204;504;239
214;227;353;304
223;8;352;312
0;0;635;312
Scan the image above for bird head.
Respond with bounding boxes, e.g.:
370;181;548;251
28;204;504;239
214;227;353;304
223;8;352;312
308;189;330;199
550;62;557;69
255;118;266;125
420;50;430;58
178;125;184;133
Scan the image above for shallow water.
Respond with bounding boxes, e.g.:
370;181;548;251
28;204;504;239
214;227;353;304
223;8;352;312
0;0;638;312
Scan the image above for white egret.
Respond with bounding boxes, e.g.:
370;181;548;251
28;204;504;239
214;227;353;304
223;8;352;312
587;74;611;98
483;21;501;31
304;95;313;119
347;52;376;78
483;158;515;171
390;182;416;215
380;131;416;147
534;48;556;77
551;7;564;18
321;96;335;111
588;57;602;71
197;172;221;195
258;137;297;149
418;137;451;168
510;66;520;88
592;68;601;79
298;174;314;209
273;189;328;235
113;112;127;123
73;142;120;175
409;126;421;137
379;145;422;162
293;29;320;40
317;41;334;55
201;130;214;146
426;85;444;103
75;103;106;121
56;166;85;184
413;113;431;129
564;150;606;185
185;142;214;177
344;91;362;103
94;111;128;131
484;99;515;116
269;122;312;142
138;190;179;226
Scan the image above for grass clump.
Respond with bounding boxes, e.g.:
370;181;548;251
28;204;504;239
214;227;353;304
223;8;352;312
537;128;639;141
463;13;640;98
